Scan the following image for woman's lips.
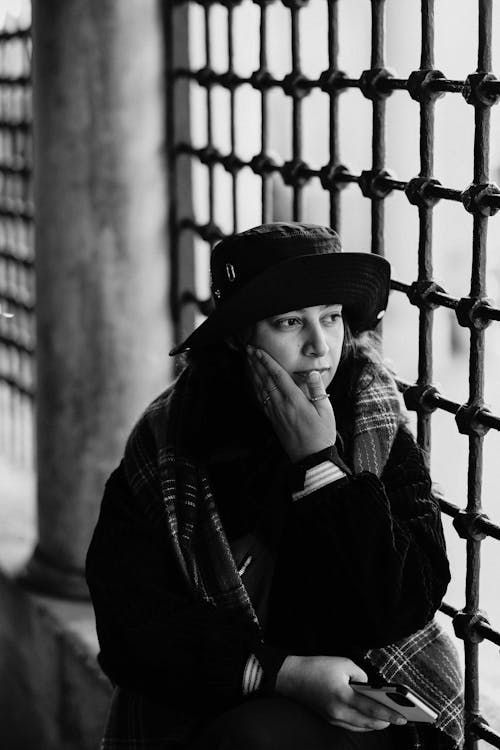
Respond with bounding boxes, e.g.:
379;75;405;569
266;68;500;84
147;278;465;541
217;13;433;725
293;368;330;382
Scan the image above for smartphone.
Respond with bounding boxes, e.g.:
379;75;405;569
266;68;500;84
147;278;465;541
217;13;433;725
350;681;438;724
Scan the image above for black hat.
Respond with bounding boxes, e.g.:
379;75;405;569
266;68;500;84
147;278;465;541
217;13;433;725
170;222;391;355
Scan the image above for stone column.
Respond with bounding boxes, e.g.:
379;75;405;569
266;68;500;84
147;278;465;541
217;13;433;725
25;0;172;597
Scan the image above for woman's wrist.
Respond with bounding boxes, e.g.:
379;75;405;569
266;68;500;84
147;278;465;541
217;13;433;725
275;654;304;698
287;439;336;464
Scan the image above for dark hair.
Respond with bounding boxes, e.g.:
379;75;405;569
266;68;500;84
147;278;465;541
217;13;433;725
329;318;382;456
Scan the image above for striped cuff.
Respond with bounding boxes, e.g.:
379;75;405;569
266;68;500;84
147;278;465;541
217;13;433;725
292;460;346;501
242;653;264;695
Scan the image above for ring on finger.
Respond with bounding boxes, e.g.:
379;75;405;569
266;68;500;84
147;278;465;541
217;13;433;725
263;386;279;405
309;393;329;403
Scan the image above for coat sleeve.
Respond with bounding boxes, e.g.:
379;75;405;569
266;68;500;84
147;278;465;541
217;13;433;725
271;426;451;650
85;463;285;710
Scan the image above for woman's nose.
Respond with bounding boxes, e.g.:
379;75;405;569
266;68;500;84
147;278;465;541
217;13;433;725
303;324;328;357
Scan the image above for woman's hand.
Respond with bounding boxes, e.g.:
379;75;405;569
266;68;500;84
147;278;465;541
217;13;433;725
247;345;336;462
275;655;407;732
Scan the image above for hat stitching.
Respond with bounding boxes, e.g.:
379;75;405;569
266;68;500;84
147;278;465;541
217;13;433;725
226;228;337;242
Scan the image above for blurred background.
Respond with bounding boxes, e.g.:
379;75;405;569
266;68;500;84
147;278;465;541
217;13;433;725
1;0;500;748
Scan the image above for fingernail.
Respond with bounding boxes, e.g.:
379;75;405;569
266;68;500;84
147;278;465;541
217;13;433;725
255;349;263;360
395;717;407;725
308;370;321;382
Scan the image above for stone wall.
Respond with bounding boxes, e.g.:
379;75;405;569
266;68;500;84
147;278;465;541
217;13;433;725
0;567;111;750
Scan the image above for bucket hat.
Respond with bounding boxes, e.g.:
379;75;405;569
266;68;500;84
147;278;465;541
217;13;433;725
170;222;391;355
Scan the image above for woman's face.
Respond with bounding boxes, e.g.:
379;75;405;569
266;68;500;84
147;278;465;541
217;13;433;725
251;304;344;395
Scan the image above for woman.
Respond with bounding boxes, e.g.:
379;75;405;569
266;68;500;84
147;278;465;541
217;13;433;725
86;222;463;750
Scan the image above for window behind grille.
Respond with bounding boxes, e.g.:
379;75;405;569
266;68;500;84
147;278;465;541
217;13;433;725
0;1;33;467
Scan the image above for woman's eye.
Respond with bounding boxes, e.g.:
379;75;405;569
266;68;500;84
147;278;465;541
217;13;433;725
274;317;300;329
322;313;341;325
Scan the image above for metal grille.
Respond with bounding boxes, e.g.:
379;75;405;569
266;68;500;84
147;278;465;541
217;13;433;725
167;1;500;747
0;5;34;465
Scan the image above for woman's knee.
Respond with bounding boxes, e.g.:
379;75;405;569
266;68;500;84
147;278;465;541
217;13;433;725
189;696;399;750
191;700;283;750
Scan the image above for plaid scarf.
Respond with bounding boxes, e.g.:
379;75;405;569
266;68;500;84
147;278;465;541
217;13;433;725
123;359;464;749
351;363;403;476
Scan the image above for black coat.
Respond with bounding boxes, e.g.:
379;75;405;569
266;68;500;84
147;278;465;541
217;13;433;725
86;424;450;714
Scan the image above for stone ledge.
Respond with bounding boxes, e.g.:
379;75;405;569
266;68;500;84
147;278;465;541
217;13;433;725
0;458;111;750
0;565;112;750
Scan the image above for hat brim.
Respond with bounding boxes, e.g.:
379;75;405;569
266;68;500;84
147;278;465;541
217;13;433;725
170;252;390;355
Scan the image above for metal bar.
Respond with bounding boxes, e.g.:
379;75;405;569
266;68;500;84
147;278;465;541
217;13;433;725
0;245;33;264
420;0;434;68
0;29;30;42
204;5;215;233
438;497;500;539
478;0;492;72
416;0;436;456
0;121;31;132
0;75;30;85
473;722;500;748
165;2;179;337
396;374;500;431
390;278;500;320
0;205;34;221
165;3;196;350
440;602;500;646
0;164;31;176
177;217;224;244
290;5;303;221
0;334;33;357
370;0;386;256
463;4;492;746
426;184;463;202
0;372;33;398
173;141;500;210
327;0;341;231
227;5;238;232
172;66;500;99
0;293;33;315
259;2;271;224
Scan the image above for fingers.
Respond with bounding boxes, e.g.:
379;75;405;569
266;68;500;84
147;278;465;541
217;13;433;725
246;345;297;405
341;668;392;728
328;699;397;732
330;715;391;732
326;696;391;731
251;346;293;391
246;345;336;459
346;664;369;684
328;667;406;731
348;693;407;728
305;370;332;413
328;720;383;733
246;347;271;397
245;348;272;404
345;670;407;728
306;370;327;400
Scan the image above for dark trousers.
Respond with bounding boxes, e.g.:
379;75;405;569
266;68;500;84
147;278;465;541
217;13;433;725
188;695;402;750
